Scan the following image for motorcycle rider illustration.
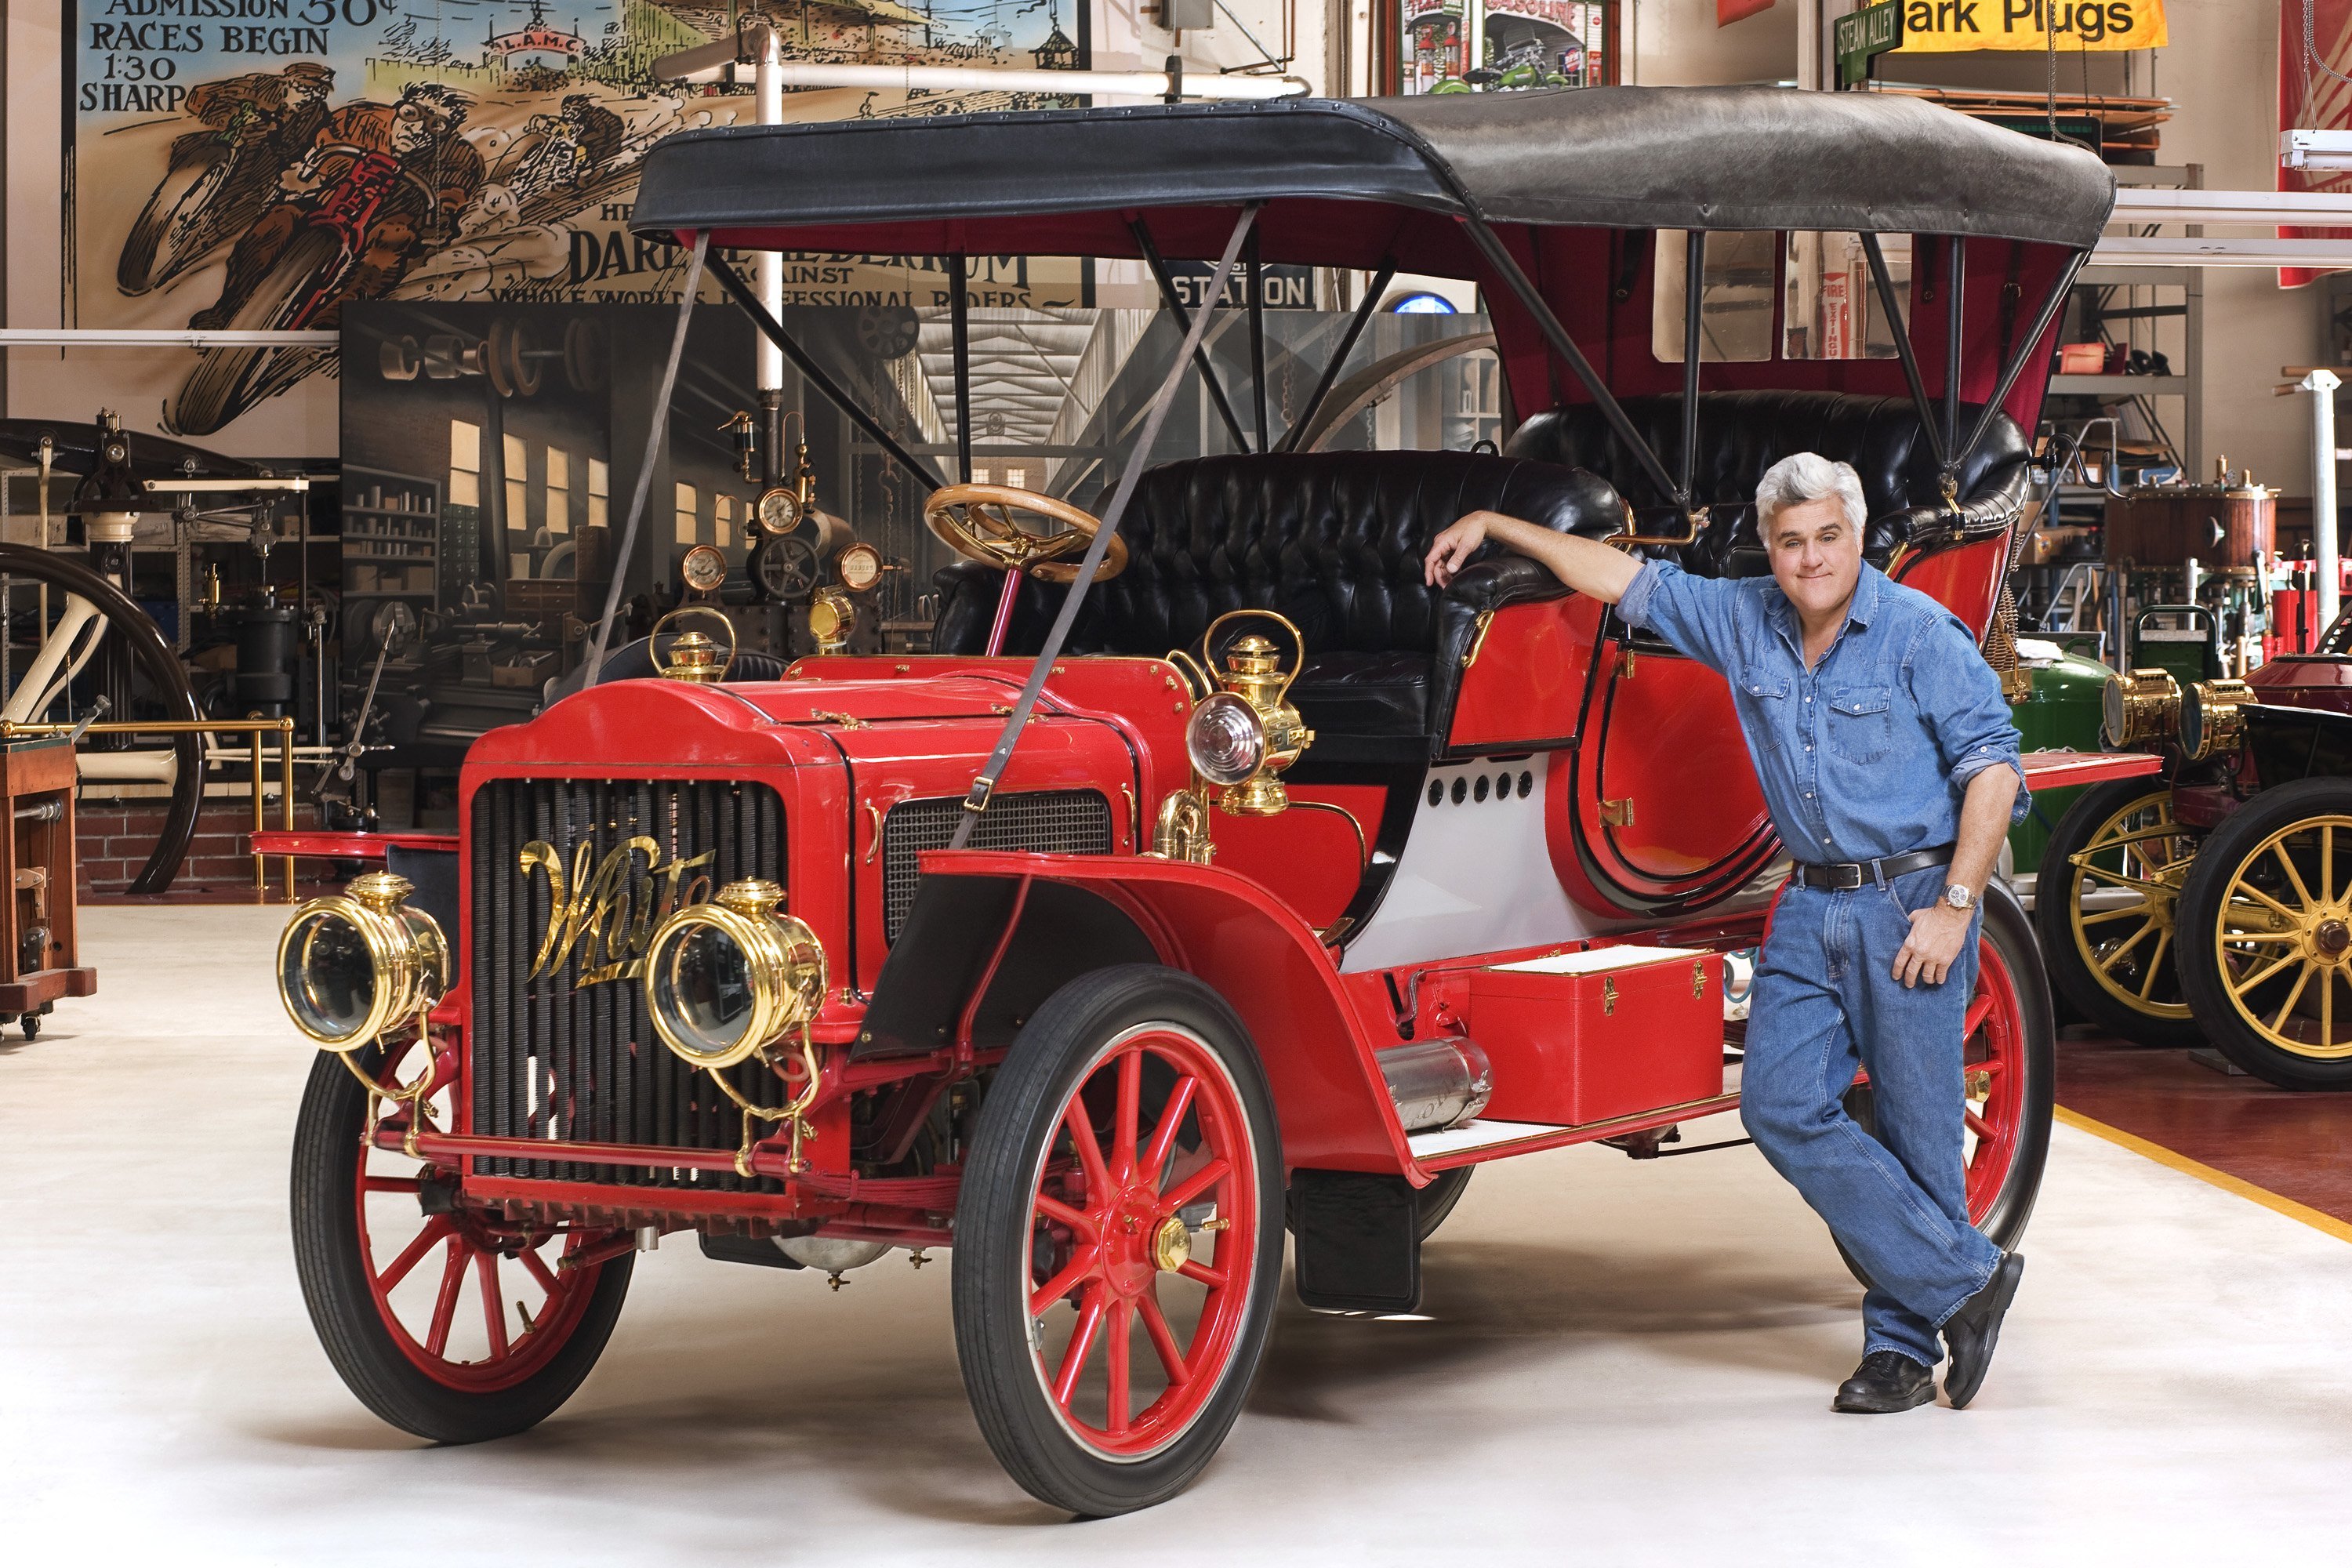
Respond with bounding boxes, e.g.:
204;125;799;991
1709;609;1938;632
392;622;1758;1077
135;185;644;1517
515;93;626;192
117;61;336;295
189;81;485;332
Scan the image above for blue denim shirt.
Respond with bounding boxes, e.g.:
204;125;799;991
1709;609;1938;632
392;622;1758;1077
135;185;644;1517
1616;559;2027;866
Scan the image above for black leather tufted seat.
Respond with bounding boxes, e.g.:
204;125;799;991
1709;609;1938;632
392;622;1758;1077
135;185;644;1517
1505;390;2031;578
931;450;1627;760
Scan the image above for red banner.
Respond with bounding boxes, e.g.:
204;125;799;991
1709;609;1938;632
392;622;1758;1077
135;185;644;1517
1719;0;1777;25
2281;0;2352;286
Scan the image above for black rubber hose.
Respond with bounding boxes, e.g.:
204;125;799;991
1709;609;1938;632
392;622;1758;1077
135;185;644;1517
0;543;203;893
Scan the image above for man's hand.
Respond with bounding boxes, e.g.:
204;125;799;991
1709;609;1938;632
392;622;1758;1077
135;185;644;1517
1424;512;1491;588
1893;901;1971;988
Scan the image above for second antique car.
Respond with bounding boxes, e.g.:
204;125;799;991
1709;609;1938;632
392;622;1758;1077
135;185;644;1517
264;87;2132;1515
2045;606;2352;1086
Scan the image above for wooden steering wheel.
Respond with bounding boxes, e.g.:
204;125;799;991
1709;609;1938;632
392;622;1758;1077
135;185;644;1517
923;484;1128;586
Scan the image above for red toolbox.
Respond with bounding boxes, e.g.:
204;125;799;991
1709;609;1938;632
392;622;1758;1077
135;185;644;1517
1465;946;1726;1126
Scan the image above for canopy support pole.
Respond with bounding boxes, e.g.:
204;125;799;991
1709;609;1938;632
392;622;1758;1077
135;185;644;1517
1858;233;1950;474
1960;249;2089;469
949;205;1261;849
950;254;975;484
705;250;946;492
1130;217;1255;453
587;231;708;686
1277;258;1395;453
1941;236;1965;471
1679;228;1704;506
1461;217;1686;509
1247;228;1269;453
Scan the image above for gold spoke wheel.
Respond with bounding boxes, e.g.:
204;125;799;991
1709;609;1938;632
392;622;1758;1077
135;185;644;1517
2038;782;2200;1046
2207;814;2352;1061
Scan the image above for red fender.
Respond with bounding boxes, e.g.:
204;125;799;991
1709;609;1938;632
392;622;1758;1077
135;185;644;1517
920;849;1411;1174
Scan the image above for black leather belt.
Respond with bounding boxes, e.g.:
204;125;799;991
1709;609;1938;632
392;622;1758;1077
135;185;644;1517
1793;844;1955;891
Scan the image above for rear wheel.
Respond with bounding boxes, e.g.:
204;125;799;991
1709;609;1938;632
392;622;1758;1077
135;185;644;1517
953;965;1284;1517
166;223;342;437
1414;1166;1473;1240
2176;777;2352;1090
2034;779;2201;1047
118;141;231;294
1840;884;2053;1280
290;1036;633;1442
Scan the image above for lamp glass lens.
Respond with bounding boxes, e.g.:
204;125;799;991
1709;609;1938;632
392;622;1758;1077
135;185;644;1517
1187;695;1265;786
2181;688;2204;756
2101;678;2125;746
654;921;756;1060
286;911;376;1041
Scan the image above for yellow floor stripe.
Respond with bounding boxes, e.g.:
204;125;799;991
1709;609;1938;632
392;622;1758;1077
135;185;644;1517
2054;1104;2352;1245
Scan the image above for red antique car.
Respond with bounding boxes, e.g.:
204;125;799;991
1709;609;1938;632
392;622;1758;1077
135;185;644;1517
269;88;2122;1515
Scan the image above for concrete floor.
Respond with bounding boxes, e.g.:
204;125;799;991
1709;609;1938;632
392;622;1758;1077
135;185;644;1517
4;906;2350;1565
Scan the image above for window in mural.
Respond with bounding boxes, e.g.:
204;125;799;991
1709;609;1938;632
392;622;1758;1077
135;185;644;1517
1398;1;1615;94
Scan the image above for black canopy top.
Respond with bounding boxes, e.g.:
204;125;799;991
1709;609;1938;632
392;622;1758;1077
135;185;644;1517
631;85;2116;254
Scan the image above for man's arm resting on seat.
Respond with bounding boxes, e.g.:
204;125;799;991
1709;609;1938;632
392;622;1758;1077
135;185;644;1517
1893;762;2020;989
1424;510;1642;601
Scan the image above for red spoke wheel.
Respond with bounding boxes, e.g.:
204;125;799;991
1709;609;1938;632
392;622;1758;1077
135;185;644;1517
291;1037;633;1442
953;965;1283;1517
1839;883;2054;1282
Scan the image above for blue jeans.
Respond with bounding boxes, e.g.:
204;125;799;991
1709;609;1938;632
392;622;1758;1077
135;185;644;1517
1740;865;2002;1367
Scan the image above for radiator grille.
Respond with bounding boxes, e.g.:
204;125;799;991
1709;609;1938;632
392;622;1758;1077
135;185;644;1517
470;778;785;1189
882;789;1115;941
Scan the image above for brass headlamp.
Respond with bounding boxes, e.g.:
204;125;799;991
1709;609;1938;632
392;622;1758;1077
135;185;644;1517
2102;668;2182;750
641;879;828;1071
2180;677;2254;762
1185;612;1314;817
276;871;448;1051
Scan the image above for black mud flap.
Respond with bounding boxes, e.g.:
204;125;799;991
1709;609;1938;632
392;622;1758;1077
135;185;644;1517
1290;1169;1421;1314
699;1232;805;1270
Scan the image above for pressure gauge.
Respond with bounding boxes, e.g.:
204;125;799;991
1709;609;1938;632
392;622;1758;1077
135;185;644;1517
680;544;728;597
753;535;819;601
756;487;803;536
836;541;884;593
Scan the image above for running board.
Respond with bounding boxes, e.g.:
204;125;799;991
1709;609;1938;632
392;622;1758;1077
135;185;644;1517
1407;1092;1745;1171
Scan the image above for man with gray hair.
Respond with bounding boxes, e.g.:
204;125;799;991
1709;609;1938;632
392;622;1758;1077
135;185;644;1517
1425;451;2029;1415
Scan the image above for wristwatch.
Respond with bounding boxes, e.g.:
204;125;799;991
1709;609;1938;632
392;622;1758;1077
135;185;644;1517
1941;883;1977;913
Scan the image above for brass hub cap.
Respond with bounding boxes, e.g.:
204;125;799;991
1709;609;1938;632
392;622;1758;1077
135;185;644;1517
1149;1215;1192;1275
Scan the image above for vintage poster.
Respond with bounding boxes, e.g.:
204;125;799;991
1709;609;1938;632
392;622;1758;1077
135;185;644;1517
67;0;1091;444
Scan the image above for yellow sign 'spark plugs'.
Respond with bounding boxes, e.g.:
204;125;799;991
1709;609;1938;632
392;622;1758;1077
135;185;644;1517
1896;0;2167;51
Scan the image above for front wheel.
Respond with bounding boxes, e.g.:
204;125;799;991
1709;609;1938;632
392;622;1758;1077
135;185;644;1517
290;1036;633;1442
2034;778;2201;1048
1841;882;2053;1281
2176;777;2352;1090
953;965;1285;1517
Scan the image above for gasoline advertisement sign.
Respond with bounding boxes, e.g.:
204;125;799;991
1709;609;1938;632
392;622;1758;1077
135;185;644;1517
67;0;1091;441
1893;0;2166;50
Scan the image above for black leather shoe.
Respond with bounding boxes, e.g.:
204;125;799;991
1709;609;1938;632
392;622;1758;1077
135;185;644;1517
1942;1251;2024;1410
1832;1351;1934;1414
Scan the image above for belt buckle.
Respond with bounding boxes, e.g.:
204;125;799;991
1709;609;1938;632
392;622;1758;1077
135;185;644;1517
1831;863;1864;891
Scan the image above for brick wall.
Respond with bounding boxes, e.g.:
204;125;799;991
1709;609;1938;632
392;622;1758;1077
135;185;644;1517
75;797;326;895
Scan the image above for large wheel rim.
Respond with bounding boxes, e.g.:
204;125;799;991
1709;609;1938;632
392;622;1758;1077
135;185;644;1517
2209;814;2352;1060
2063;786;2195;1022
353;1039;619;1392
1962;931;2028;1221
1022;1022;1261;1463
